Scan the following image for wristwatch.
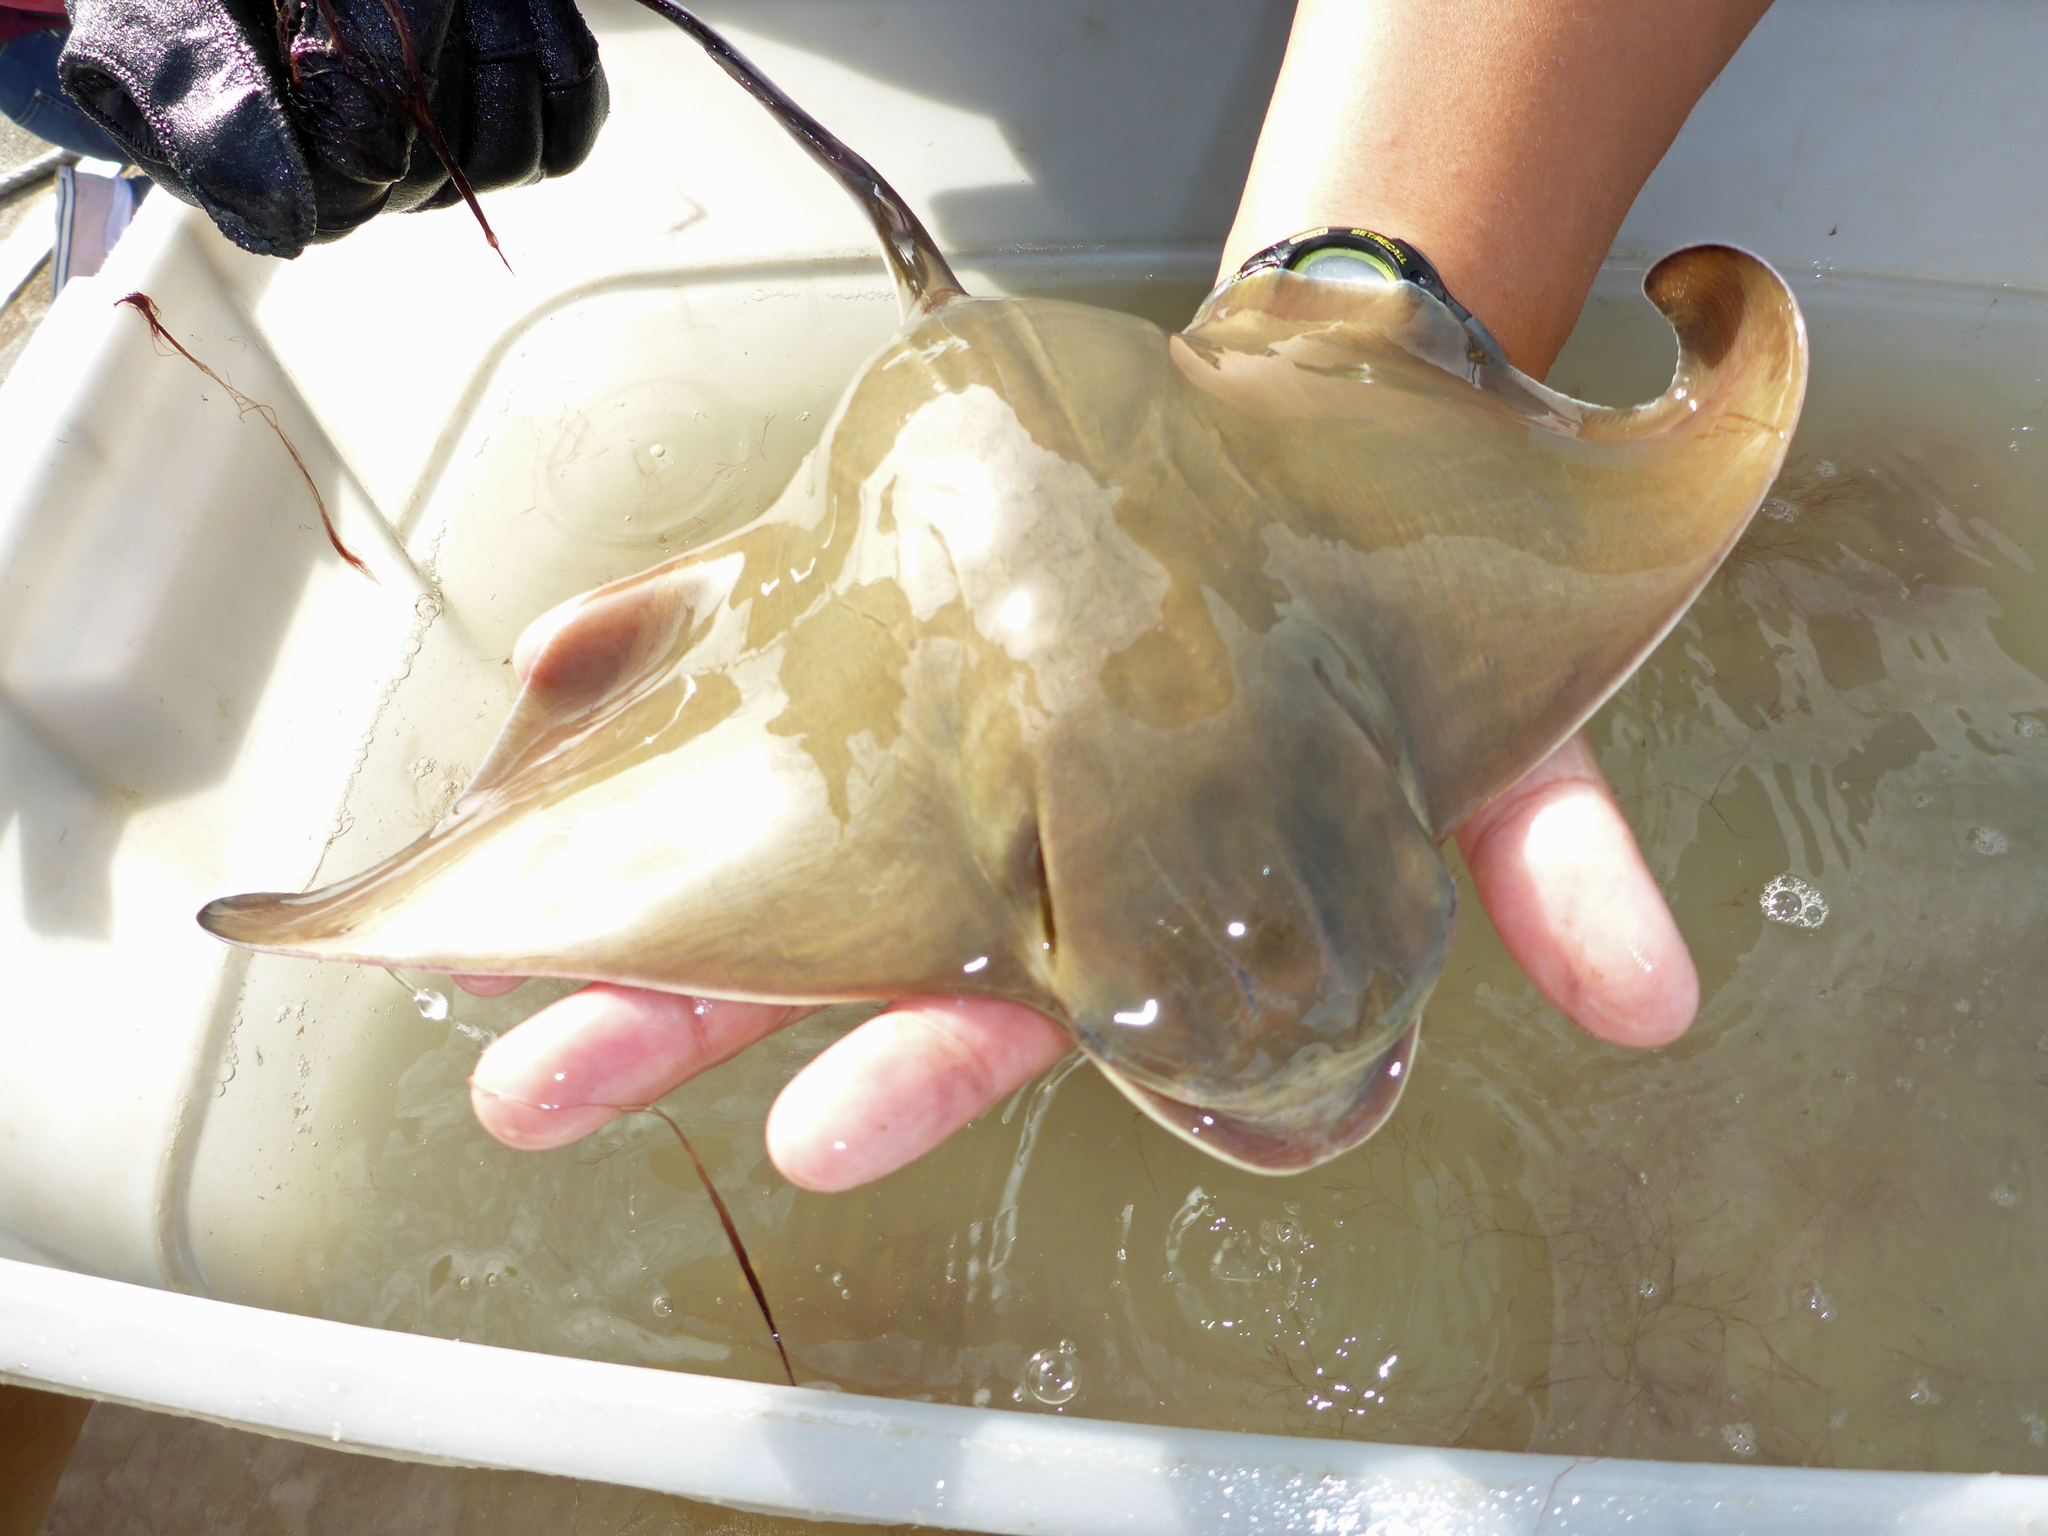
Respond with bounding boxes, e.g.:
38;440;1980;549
1234;226;1508;369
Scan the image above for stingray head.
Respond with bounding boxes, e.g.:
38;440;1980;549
1034;640;1453;1173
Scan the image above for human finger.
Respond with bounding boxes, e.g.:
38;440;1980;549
468;984;795;1149
766;997;1073;1193
1456;730;1698;1048
452;973;523;997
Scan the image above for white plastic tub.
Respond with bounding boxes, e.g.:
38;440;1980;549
5;0;2048;1528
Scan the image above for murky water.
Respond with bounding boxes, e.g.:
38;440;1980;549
189;263;2048;1473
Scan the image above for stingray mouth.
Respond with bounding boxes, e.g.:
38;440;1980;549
1085;1020;1419;1175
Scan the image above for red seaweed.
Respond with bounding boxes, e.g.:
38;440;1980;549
466;1079;797;1387
116;291;374;581
636;1103;797;1387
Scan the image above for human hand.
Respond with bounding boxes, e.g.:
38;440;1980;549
57;0;606;257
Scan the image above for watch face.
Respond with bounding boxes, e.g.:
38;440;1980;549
1286;242;1406;286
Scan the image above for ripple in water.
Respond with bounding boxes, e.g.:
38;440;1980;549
1760;873;1830;928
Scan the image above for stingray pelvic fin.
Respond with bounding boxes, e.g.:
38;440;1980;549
630;0;965;317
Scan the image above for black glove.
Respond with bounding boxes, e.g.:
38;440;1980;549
55;0;608;258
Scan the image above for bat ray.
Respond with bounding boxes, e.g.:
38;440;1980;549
201;3;1809;1173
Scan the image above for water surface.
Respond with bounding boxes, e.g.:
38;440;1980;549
192;264;2048;1473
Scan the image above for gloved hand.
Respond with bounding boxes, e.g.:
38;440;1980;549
55;0;607;257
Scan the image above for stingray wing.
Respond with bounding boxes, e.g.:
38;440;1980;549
198;534;1043;1002
1180;245;1808;834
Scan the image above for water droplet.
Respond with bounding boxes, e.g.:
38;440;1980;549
1993;1185;2018;1207
1259;1218;1304;1251
1910;1377;1942;1407
1760;873;1829;927
1969;825;2010;856
1021;1340;1079;1406
1722;1422;1757;1457
413;987;449;1021
1798;1281;1835;1321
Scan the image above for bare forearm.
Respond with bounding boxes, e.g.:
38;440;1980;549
1221;0;1773;375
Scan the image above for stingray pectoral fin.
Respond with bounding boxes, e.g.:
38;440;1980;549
200;571;1042;1000
1264;245;1808;834
197;550;747;967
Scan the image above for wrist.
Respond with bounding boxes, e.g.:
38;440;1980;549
1219;0;1773;379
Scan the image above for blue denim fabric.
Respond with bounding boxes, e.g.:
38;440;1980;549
0;27;124;161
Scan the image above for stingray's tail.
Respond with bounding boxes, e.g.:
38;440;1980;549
632;0;964;316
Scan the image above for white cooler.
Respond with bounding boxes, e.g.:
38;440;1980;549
4;2;2047;1528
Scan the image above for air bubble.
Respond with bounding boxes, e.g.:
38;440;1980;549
1993;1185;2019;1207
1910;1377;1943;1406
1760;873;1829;927
413;988;450;1021
1761;497;1800;521
1020;1340;1080;1406
1969;825;2010;856
1798;1281;1835;1321
2017;716;2047;739
653;1294;674;1317
1722;1422;1757;1457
